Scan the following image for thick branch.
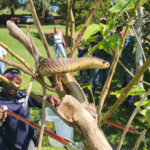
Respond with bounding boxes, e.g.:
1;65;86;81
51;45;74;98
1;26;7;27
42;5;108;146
7;21;42;62
58;95;112;150
65;0;71;54
28;0;52;58
70;0;75;49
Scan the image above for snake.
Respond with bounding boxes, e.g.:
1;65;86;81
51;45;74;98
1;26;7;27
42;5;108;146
38;57;110;76
7;20;110;111
38;57;110;105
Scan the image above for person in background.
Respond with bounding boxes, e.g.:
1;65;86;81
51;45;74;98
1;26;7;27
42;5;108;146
91;18;112;93
0;46;7;74
116;25;136;108
0;68;60;150
78;36;91;80
48;26;67;58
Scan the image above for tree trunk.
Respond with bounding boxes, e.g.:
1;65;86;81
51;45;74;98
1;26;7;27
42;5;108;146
58;95;113;150
135;7;144;92
10;4;15;16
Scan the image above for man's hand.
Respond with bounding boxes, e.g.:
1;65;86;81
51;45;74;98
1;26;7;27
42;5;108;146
0;108;7;122
46;96;60;107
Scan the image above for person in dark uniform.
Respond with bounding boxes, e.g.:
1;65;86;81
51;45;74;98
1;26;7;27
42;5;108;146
0;68;60;150
91;18;112;93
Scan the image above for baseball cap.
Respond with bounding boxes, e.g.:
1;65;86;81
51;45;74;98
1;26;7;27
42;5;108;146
100;18;107;24
4;68;21;76
116;25;124;32
3;68;22;83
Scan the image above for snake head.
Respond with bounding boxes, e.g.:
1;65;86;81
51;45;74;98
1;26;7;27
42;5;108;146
101;59;110;69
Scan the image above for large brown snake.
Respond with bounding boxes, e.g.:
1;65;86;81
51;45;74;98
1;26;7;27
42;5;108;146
7;21;110;108
38;56;110;106
38;57;110;76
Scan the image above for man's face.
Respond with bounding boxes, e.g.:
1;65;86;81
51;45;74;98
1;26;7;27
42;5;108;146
116;29;124;38
2;74;22;97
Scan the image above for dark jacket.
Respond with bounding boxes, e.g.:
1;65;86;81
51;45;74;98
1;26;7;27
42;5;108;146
0;91;40;150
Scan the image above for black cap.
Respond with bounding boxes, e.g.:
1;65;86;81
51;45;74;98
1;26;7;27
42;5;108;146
116;25;124;32
100;18;107;25
4;68;21;76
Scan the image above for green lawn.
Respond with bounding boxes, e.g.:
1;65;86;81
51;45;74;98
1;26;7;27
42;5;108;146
0;22;150;149
0;23;68;149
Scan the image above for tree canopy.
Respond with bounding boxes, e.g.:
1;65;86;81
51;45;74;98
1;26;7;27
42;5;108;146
0;0;20;16
50;0;112;26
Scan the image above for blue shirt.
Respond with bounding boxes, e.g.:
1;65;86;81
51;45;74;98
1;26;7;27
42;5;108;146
0;91;41;150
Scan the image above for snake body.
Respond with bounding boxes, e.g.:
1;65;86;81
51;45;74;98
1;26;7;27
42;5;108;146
38;57;110;104
38;57;110;76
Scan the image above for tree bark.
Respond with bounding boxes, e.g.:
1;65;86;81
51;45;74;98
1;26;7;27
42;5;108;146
135;7;144;88
135;7;145;100
58;95;113;150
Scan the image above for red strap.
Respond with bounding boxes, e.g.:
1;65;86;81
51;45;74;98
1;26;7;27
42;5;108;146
6;110;69;145
105;120;136;134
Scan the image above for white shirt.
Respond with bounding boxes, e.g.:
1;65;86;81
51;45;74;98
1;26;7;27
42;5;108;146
54;32;62;44
0;46;7;58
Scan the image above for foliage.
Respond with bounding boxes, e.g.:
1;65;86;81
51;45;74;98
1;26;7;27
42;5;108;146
135;99;150;128
77;13;121;56
109;0;147;13
110;85;146;98
50;0;67;19
142;0;150;53
0;0;20;15
50;0;112;26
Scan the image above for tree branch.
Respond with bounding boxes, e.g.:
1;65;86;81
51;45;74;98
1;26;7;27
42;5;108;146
0;58;34;77
0;41;33;72
132;129;147;150
69;0;101;58
28;0;52;58
101;56;150;125
98;0;142;124
119;60;150;86
38;87;46;150
65;0;71;54
116;89;150;150
7;21;42;62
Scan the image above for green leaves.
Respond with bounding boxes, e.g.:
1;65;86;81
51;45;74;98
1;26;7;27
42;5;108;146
84;24;100;41
134;98;150;128
109;0;147;13
76;23;100;40
99;33;121;55
110;85;146;98
145;110;150;128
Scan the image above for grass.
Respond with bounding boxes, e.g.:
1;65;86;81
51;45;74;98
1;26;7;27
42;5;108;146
0;22;150;150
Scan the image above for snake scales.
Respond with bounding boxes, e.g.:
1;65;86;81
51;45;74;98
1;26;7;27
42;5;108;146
38;56;110;76
38;57;110;105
